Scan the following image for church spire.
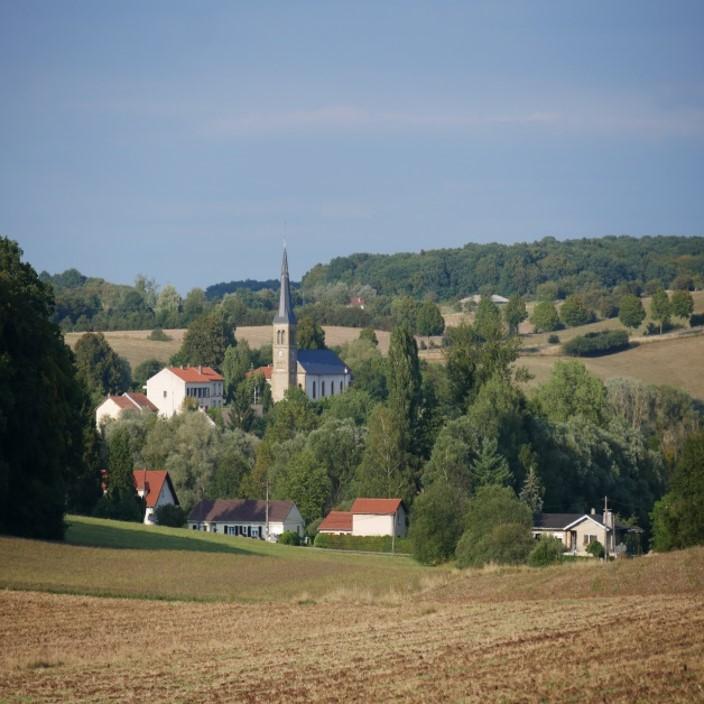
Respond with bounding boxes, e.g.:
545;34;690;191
274;246;296;324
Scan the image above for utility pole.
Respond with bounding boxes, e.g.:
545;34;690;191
265;476;270;542
603;495;609;560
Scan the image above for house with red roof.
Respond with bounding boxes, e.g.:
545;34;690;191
145;366;224;417
95;392;158;428
319;498;407;538
132;469;179;525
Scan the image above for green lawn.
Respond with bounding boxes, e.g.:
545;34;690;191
0;515;433;603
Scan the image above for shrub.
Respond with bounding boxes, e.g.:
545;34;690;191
586;539;605;559
563;330;629;357
528;536;564;567
547;334;560;344
313;533;411;554
148;327;172;341
154;504;186;527
454;486;533;568
409;482;468;565
690;313;704;328
559;295;595;327
93;491;144;523
278;530;301;546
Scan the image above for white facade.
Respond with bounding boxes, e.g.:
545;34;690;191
95;397;123;427
141;480;178;525
146;368;224;418
187;504;305;541
352;506;407;538
297;369;350;401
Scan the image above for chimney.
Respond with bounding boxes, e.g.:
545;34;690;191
590;507;596;516
198;365;202;374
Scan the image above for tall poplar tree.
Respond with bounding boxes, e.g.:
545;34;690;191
386;324;422;450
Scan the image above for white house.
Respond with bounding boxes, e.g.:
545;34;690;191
132;469;179;525
187;498;305;540
95;392;157;428
269;247;352;403
532;510;636;557
146;366;224;417
319;498;407;538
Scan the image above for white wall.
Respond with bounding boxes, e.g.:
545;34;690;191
95;398;121;428
297;371;351;401
147;369;186;417
352;507;407;537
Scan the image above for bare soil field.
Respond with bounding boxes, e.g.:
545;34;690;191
1;540;703;703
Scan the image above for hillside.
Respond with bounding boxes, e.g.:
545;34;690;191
1;518;703;703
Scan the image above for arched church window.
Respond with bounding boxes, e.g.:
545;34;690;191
312;381;316;399
321;381;326;396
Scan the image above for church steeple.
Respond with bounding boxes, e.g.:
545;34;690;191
271;245;297;402
274;246;296;324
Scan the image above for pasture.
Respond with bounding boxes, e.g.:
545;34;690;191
1;519;704;703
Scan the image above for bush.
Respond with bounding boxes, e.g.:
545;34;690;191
148;327;172;341
154;504;186;527
278;530;301;546
547;334;560;344
454;486;533;568
313;533;411;554
409;482;468;565
690;313;704;328
93;491;144;523
563;330;629;357
586;539;605;559
528;536;564;567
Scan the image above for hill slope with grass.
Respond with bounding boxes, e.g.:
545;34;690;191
1;518;703;703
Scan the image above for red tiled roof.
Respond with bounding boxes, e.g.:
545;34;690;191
132;469;179;508
107;395;134;410
168;366;224;382
246;365;273;380
351;498;403;515
319;511;353;532
123;392;158;411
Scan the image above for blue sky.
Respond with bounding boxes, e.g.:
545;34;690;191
1;1;703;292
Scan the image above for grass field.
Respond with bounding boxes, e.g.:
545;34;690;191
1;518;704;703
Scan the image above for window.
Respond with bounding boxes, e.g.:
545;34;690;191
163;390;167;398
321;381;326;397
312;381;316;399
331;381;335;396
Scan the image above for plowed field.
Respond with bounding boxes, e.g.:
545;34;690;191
1;541;703;703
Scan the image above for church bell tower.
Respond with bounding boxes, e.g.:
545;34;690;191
271;246;297;402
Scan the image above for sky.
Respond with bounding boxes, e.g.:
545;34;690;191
1;1;703;293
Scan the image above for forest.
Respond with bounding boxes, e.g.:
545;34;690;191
41;235;704;334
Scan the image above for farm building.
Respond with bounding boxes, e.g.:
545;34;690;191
319;498;407;538
187;498;305;541
95;392;157;428
318;510;353;535
132;469;179;525
532;509;638;557
145;366;224;417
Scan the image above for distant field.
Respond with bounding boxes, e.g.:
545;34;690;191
1;517;703;703
64;328;185;368
519;333;704;398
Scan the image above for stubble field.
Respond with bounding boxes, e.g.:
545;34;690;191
1;518;704;703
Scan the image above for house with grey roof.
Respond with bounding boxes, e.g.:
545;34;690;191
187;498;305;541
532;509;639;557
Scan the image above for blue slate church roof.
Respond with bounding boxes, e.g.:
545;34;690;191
297;349;349;375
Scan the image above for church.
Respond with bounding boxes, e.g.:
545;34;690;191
269;248;352;403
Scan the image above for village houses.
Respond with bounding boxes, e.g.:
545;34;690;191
95;391;157;428
132;469;179;525
319;498;407;538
